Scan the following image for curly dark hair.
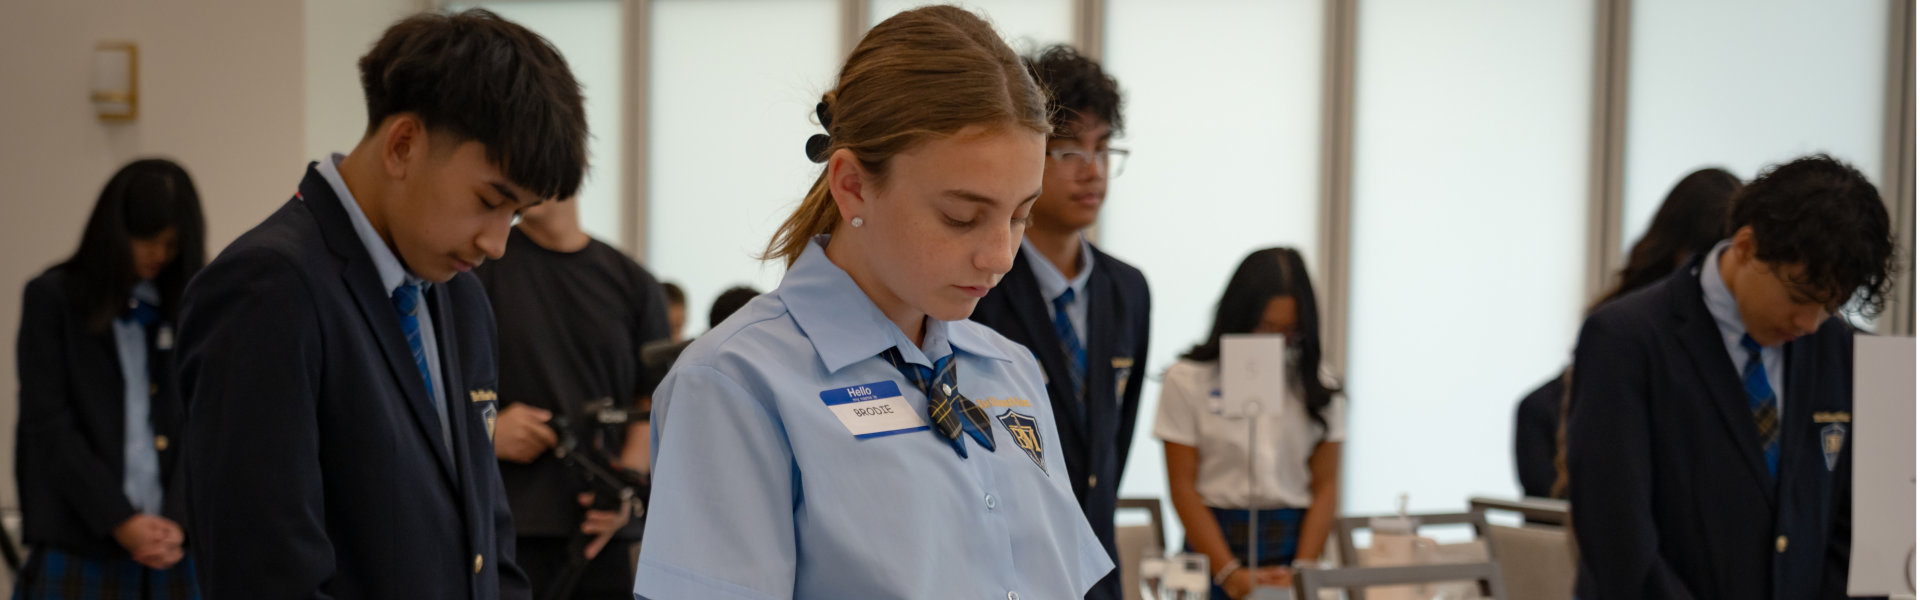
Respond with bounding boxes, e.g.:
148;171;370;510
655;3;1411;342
1024;44;1123;136
1728;154;1895;315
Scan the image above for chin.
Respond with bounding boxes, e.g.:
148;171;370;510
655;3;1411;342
928;300;980;323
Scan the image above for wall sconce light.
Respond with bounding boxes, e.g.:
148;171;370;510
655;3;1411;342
91;41;138;121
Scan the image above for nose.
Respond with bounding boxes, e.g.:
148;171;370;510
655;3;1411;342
1794;305;1829;337
477;218;511;261
976;225;1018;277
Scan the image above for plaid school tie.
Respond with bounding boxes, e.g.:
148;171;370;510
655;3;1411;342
881;347;995;458
1740;335;1780;479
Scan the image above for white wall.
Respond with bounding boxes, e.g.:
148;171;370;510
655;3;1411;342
0;0;309;509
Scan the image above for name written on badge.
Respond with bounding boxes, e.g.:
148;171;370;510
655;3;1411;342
820;381;929;439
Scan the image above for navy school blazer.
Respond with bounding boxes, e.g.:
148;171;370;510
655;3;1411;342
1566;254;1855;600
970;244;1150;600
177;164;528;599
15;266;189;558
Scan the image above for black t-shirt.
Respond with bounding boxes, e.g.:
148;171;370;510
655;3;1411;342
476;227;671;537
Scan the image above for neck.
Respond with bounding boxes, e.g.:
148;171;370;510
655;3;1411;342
336;146;401;257
1025;224;1083;279
519;214;590;253
824;233;927;347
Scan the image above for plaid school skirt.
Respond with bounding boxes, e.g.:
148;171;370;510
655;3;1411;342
11;547;200;600
1183;506;1306;600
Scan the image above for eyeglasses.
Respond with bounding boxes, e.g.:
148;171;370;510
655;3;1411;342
1046;147;1130;178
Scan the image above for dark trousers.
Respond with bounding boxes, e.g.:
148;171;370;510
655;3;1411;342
515;537;636;600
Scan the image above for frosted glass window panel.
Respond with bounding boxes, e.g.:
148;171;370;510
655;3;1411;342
456;1;626;247
649;0;840;336
1622;1;1887;257
1345;0;1592;516
1099;0;1323;548
868;0;1072;56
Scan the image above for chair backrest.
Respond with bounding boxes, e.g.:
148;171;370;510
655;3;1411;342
1294;562;1508;600
1467;496;1569;526
1114;498;1169;600
1469;496;1576;600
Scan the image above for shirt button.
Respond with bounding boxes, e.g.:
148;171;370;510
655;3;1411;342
154;435;168;451
1776;535;1788;553
985;494;997;510
1008;592;1019;600
474;554;484;573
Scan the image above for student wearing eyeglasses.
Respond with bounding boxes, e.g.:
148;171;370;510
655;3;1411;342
970;44;1150;600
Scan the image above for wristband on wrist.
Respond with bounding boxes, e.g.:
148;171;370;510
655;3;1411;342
1212;558;1245;586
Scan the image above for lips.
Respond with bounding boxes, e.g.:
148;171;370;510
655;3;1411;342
955;285;989;298
452;257;478;273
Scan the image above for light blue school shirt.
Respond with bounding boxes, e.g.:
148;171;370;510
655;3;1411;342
1699;239;1785;413
114;281;163;515
1021;236;1093;350
636;235;1112;600
315;153;452;453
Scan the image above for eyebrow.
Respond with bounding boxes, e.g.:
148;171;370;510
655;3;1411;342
943;188;1043;208
490;182;521;205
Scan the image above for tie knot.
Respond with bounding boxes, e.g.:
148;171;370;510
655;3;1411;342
1052;288;1075;310
391;283;421;316
1740;334;1762;354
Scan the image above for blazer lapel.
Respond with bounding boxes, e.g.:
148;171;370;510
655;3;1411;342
1002;249;1090;447
1668;264;1776;505
427;284;485;549
303;168;460;489
1082;258;1118;439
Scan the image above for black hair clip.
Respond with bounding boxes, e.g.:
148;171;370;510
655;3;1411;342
806;101;833;164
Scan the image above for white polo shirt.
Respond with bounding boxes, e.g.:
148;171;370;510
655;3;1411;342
1152;358;1345;510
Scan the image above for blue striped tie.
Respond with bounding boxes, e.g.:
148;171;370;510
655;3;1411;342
1739;335;1780;479
1052;289;1087;402
392;283;437;404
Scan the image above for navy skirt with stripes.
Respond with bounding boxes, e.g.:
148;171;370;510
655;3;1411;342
1182;506;1305;600
11;547;200;600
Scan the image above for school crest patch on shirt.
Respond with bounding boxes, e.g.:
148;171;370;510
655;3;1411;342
997;409;1046;475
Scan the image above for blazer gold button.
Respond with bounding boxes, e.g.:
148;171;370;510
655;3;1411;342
1776;535;1788;553
149;384;158;396
154;435;168;451
474;554;484;573
1087;476;1097;488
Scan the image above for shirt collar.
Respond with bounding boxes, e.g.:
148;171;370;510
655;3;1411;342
779;236;1011;374
317;153;426;295
1022;235;1094;303
1699;239;1747;343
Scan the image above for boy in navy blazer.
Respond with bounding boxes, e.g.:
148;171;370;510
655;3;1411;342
970;45;1150;600
1567;155;1895;599
175;10;587;599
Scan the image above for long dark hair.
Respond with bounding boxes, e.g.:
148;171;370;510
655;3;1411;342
1593;167;1742;309
63;158;206;331
1182;247;1340;431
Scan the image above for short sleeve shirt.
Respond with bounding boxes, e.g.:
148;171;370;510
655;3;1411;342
1152;358;1344;509
634;236;1113;600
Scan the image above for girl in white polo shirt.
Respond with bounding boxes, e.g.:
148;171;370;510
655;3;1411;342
1154;247;1344;600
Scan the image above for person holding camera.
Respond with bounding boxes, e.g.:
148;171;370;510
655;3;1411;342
476;196;673;599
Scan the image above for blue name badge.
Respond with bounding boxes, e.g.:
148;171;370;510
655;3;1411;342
820;381;929;440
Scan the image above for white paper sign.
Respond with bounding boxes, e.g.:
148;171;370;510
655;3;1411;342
1849;335;1915;597
1221;334;1288;418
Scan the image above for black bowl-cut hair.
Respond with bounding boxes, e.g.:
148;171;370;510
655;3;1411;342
358;9;588;201
1729;154;1896;315
1025;44;1123;137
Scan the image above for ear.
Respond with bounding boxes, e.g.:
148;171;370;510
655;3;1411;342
1728;225;1758;265
380;114;426;181
825;148;871;225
